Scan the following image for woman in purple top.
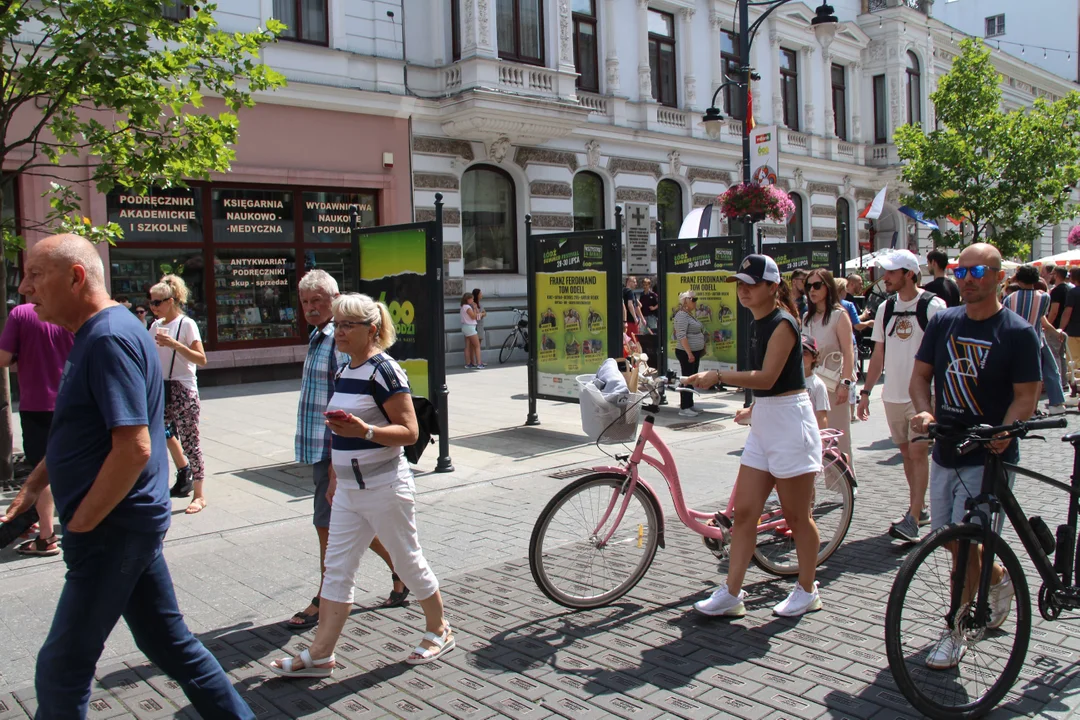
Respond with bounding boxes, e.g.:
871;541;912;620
0;303;74;556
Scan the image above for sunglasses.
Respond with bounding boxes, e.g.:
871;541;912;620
954;265;1000;280
149;298;170;307
807;281;826;291
136;310;147;315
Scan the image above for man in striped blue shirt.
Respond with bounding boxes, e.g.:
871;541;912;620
1003;264;1066;415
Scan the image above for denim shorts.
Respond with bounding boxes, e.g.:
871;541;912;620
929;460;1011;534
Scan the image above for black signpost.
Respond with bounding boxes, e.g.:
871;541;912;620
525;210;623;425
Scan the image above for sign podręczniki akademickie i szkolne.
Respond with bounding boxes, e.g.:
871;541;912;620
534;236;608;399
665;241;739;370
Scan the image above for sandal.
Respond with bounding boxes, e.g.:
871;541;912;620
382;573;410;608
406;625;455;665
285;596;320;631
16;534;60;557
271;648;335;678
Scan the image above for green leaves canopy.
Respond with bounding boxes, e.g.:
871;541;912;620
895;38;1080;260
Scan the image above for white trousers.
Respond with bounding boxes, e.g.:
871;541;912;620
321;477;440;604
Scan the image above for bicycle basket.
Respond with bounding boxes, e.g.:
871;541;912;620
577;374;647;444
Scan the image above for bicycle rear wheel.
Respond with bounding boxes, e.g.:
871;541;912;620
499;331;519;363
752;450;855;576
529;473;660;609
885;524;1030;720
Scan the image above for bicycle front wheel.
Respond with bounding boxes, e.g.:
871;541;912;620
885;523;1030;720
752;451;855;576
499;331;518;363
529;473;660;609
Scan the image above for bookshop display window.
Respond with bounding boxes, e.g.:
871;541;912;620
106;181;373;349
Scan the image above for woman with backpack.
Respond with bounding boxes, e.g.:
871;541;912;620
272;293;453;677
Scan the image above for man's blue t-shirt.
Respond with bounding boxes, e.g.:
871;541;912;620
915;306;1042;468
47;306;170;531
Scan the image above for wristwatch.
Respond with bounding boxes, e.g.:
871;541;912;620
859;389;871;397
840;379;854;387
365;426;375;441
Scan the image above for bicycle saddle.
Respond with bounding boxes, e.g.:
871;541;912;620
1063;431;1080;445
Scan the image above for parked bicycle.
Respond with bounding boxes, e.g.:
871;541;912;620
529;378;857;609
499;308;529;364
884;416;1072;719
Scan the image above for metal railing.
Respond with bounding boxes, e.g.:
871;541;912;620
865;0;927;13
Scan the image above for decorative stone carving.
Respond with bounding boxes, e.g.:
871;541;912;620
464;0;475;50
852;115;862;139
793;167;806;191
772;96;784;120
638;66;652;99
868;42;884;62
531;213;575;229
559;0;572;64
890;75;901;125
768;29;780;47
413;136;475;161
667;150;682;176
710;11;723;29
444;208;461;226
760;225;787;238
615;187;657;203
855;188;876;202
808;182;838;196
608;157;662;180
415;208;435;223
687;167;733;184
812;227;837;240
606;58;620;90
842;176;853;196
693;193;718;208
803;104;815;125
486;136;511;163
585;140;601;168
443;243;463;261
444;277;464;297
685;75;696;107
802;44;816;57
413;173;460;191
514;147;579;171
477;0;489;47
416;207;461;225
530;181;573;198
811;204;837;218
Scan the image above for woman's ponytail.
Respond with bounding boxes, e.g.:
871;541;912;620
775;278;800;326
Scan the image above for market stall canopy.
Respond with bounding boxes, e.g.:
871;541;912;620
1032;248;1080;268
946;258;1021;271
844;248;899;273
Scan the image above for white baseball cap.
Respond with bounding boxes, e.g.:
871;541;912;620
875;250;921;275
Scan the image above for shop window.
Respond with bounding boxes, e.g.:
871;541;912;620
787;194;804;243
831;63;847;141
648;10;677;107
573;0;599;92
213;249;299;342
907;51;922;126
573;171;605;231
462;166;517;273
212;187;294;244
873;74;887;144
721;30;745;120
302;190;376;243
109;249;207;339
108;186;204;243
273;0;328;45
780;48;799;131
656;179;683;239
162;0;188;20
497;0;544;65
303;248;356;294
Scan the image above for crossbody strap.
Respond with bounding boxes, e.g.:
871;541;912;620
167;316;187;381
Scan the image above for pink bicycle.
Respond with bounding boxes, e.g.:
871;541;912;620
529;384;857;609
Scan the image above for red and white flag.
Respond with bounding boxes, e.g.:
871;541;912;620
859;185;887;220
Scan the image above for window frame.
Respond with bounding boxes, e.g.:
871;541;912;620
779;48;800;131
461;165;519;274
831;63;847;141
720;30;746;121
497;0;546;66
906;51;922;126
572;0;600;92
985;14;1005;38
873;74;888;144
274;0;329;47
787;193;804;243
572;171;606;231
648;9;678;108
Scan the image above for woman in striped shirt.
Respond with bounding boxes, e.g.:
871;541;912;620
673;290;707;417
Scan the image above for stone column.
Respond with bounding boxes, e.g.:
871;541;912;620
637;0;652;102
604;0;620;93
800;44;816;135
769;24;783;126
709;11;724;112
849;61;862;143
821;43;835;138
679;8;697;109
459;0;495;59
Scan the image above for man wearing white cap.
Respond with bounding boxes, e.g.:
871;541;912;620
857;249;946;543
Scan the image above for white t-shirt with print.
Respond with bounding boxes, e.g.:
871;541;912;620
151;316;201;392
806;372;831;416
871;290;946;404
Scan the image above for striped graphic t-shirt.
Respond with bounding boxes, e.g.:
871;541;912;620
1003;289;1050;343
328;354;413;489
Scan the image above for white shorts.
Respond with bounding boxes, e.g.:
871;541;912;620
462;324;478;338
743;393;823;479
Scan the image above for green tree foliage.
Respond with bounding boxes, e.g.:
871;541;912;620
895;38;1080;259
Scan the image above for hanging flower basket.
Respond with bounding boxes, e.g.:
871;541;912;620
1069;225;1080;247
718;183;796;225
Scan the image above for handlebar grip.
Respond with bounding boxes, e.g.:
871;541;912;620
1025;417;1069;431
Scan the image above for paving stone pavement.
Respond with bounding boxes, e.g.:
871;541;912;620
4;365;1080;718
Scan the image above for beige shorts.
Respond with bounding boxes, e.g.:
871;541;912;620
884;401;922;446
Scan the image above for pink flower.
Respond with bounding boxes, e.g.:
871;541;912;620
1069;225;1080;247
717;183;795;224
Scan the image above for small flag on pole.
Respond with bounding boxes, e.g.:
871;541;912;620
859;186;888;220
746;91;755;134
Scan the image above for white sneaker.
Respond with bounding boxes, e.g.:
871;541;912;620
1048;404;1067;416
678;408;702;418
988;569;1014;629
1066;396;1080;408
773;581;822;617
926;630;967;669
694;587;746;617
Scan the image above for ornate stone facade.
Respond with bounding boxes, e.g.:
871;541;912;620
530;181;573;198
607;157;663;179
413;173;460;191
615;187;657;203
412;136;474;161
811;204;837;218
513;147;579;171
530;213;575;229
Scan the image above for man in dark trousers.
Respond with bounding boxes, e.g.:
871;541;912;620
2;234;252;718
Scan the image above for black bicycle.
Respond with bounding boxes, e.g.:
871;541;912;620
499;308;529;363
884;416;1074;719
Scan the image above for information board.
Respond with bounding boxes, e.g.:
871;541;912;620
761;240;840;280
625;203;651;274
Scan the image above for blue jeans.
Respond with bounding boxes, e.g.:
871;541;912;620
1042;341;1065;407
35;526;253;720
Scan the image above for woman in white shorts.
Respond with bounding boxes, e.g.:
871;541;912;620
686;254;824;618
460;293;482;368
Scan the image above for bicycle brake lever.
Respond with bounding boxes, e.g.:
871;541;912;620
1028;434;1046;441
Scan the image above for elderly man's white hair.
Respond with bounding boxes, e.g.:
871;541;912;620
298;268;339;296
40;234;105;290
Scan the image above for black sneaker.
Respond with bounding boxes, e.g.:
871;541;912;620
170;466;194;497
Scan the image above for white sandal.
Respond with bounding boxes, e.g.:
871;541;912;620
271;648;336;678
406;625;455;665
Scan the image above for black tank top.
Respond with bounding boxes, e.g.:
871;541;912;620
750;308;806;398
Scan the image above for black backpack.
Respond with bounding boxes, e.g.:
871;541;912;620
881;292;937;341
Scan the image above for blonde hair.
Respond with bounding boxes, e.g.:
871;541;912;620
150;274;189;305
332;293;396;349
834;277;848;297
460;292;473;306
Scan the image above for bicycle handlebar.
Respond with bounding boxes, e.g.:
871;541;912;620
924;417;1067;449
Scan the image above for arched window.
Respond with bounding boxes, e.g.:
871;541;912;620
462;166;517;273
906;51;922;126
656;179;683;239
787;193;804;243
836;198;851;263
573;172;605;231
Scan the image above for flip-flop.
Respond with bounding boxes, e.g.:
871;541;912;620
271;648;335;678
382;573;410;608
16;534;60;557
285;596;320;631
406;626;455;665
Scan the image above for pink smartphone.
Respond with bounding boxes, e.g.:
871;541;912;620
323;409;349;421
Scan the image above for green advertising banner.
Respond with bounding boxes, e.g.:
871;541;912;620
356;226;431;398
661;238;741;372
762;240;840;281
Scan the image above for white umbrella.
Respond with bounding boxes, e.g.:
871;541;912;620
844;248;899;273
1033;248;1080;267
